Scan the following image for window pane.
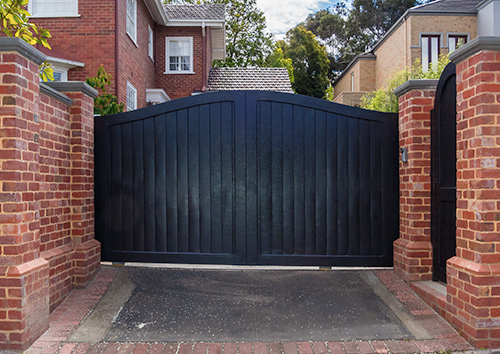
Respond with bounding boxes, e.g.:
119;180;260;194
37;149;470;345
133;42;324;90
31;0;77;16
431;37;439;67
421;37;429;73
448;37;457;53
52;72;62;82
181;56;190;71
170;57;179;71
126;0;136;40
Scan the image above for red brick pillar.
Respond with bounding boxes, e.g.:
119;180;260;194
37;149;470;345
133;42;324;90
393;80;438;282
44;82;100;287
0;38;50;350
446;37;500;348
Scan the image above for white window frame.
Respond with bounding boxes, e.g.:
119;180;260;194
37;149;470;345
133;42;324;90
165;37;194;74
126;0;137;45
28;0;79;18
126;82;137;111
148;26;154;61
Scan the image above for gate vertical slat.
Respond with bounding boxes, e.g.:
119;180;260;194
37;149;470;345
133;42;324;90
234;93;247;263
121;123;134;252
177;109;189;253
188;107;201;253
293;105;305;255
110;125;122;254
370;122;383;255
144;118;156;252
199;105;211;254
359;120;371;255
165;112;178;252
326;114;338;256
154;115;167;253
221;102;234;255
304;108;316;255
271;102;284;255
348;119;360;255
209;103;222;254
258;101;272;255
315;111;327;256
132;121;145;252
282;104;294;255
337;117;349;255
245;94;258;264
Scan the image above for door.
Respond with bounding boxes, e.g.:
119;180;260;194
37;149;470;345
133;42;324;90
431;63;457;283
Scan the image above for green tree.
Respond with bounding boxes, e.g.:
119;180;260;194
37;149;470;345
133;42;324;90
265;41;294;85
0;0;53;80
86;66;124;116
304;0;423;80
164;0;273;67
281;26;330;99
361;54;450;112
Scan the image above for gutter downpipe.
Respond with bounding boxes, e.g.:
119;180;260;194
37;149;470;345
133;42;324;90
115;0;120;101
202;21;207;92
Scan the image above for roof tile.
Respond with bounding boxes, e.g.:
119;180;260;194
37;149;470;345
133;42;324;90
206;67;294;93
164;4;225;21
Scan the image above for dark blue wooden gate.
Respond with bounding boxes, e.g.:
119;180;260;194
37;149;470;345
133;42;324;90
95;91;398;266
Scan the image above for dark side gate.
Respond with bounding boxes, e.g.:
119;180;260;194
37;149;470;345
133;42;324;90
95;91;398;266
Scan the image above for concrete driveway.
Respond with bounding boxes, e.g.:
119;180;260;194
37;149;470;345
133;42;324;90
26;265;474;353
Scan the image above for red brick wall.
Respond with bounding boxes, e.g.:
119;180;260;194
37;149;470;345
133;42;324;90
31;0;116;94
394;86;436;282
37;93;73;311
117;0;156;108
156;26;205;100
0;45;50;351
0;40;100;350
446;47;500;348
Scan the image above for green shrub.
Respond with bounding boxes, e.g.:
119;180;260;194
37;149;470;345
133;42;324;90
361;54;450;113
86;66;124;116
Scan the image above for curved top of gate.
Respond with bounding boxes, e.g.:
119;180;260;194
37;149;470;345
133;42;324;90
96;90;397;128
433;62;457;113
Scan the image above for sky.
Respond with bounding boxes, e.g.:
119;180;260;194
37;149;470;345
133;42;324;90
256;0;339;38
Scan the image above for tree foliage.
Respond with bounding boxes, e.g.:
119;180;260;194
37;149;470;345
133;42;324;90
164;0;273;67
0;0;53;80
303;0;423;80
361;54;450;112
281;26;330;99
265;41;294;85
86;66;124;116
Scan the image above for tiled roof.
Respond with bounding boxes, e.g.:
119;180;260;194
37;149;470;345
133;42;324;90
409;0;482;13
206;67;294;93
164;4;225;21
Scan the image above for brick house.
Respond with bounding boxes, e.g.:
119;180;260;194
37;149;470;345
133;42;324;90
29;0;226;109
332;0;480;106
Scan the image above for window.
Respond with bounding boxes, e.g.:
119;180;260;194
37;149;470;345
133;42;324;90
126;0;137;44
421;35;440;73
126;82;137;111
148;26;154;60
28;0;78;17
448;35;467;53
50;70;68;81
165;37;193;74
350;72;354;91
